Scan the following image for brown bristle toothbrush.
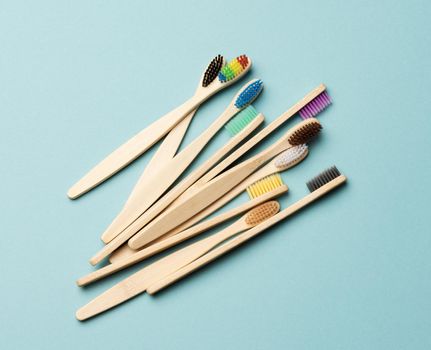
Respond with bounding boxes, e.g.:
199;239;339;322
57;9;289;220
76;201;280;321
77;186;287;286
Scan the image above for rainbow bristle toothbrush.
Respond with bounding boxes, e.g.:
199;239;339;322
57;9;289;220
146;166;347;295
99;79;264;246
121;55;227;212
129;119;322;249
76;201;280;320
77;186;287;286
67;54;251;199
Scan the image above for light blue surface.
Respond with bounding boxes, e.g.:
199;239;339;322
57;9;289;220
1;1;430;348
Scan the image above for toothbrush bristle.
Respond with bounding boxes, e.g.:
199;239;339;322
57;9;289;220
306;166;341;192
274;144;309;170
234;79;263;109
288;120;322;146
218;55;250;83
224;105;259;136
245;201;280;226
247;174;284;199
298;91;332;119
202;55;224;87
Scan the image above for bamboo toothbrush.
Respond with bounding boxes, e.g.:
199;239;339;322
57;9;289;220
129;118;322;249
76;201;280;321
91;83;330;264
110;144;307;263
146;166;347;295
100;79;264;244
90;106;265;264
159;144;309;241
67;54;251;199
78;186;287;286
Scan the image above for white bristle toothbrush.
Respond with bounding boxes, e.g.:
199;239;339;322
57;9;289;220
76;201;280;321
99;79;264;244
128;118;322;249
146;166;347;295
67;54;251;199
78;185;287;286
110;144;308;263
90;84;330;264
90;106;265;264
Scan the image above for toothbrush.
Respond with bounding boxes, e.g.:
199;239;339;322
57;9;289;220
159;144;309;241
67;54;251;199
174;87;331;202
100;79;264;244
110;144;308;263
76;201;280;321
129;118;322;249
77;186;287;286
90;106;265;264
91;83;329;264
146;166;347;295
120;55;243;214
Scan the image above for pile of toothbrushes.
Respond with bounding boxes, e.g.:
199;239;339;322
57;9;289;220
70;54;347;321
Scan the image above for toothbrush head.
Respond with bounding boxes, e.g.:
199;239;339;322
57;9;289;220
202;55;225;87
234;79;263;109
274;144;309;170
288;118;322;146
306;166;342;192
244;201;280;226
298;90;332;119
247;173;285;199
218;55;251;83
225;105;260;136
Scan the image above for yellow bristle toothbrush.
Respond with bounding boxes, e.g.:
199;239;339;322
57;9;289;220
90;105;265;265
78;185;287;286
99;79;264;244
128;118;322;249
146;166;347;295
76;201;280;321
90;84;330;264
110;144;307;263
67;54;251;199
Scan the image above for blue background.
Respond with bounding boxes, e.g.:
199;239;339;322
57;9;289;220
1;0;430;349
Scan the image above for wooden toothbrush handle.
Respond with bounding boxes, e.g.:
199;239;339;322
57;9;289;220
123;111;196;210
67;96;200;199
